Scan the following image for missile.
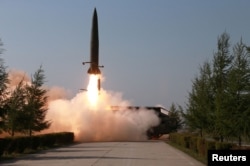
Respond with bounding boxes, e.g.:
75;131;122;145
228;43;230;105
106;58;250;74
82;8;103;92
83;8;103;75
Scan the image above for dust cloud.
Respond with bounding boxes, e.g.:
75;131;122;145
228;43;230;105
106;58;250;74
8;69;69;102
8;69;31;89
8;69;160;142
46;89;160;142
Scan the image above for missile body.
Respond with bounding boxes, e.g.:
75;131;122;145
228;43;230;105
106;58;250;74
83;8;103;91
85;8;102;74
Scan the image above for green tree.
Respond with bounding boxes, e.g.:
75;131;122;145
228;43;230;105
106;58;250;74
212;32;233;142
3;80;26;136
23;66;50;136
246;46;250;53
168;103;182;132
183;61;214;137
0;39;8;133
183;32;250;143
226;39;250;145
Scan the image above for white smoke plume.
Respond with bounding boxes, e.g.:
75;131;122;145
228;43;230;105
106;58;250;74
46;86;69;102
46;89;160;142
8;69;160;142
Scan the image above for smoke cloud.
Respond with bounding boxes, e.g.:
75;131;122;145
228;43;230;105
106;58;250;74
8;69;160;142
8;69;69;102
8;69;31;89
45;89;160;142
46;86;69;102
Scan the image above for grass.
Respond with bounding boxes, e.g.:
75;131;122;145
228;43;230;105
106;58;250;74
166;140;207;165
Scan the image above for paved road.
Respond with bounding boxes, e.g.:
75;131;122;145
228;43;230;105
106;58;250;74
1;141;204;166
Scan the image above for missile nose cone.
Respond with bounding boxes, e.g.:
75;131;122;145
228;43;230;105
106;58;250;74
94;7;97;14
93;8;98;20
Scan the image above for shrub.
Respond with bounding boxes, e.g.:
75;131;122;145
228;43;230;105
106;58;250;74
0;138;7;157
215;142;233;150
39;134;56;148
0;132;74;157
205;141;216;157
189;136;198;152
183;135;190;149
30;136;40;150
206;141;216;150
55;132;74;145
197;137;206;157
15;137;30;153
168;132;236;163
169;133;178;144
5;137;17;154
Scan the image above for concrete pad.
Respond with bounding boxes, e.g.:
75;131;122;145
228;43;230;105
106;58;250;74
1;141;204;166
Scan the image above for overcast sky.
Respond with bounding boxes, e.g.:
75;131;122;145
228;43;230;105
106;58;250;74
0;0;250;108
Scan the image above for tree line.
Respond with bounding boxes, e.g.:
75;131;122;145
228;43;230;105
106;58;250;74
0;38;50;137
182;32;250;146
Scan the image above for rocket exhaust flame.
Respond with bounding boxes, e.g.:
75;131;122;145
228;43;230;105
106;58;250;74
87;74;99;105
